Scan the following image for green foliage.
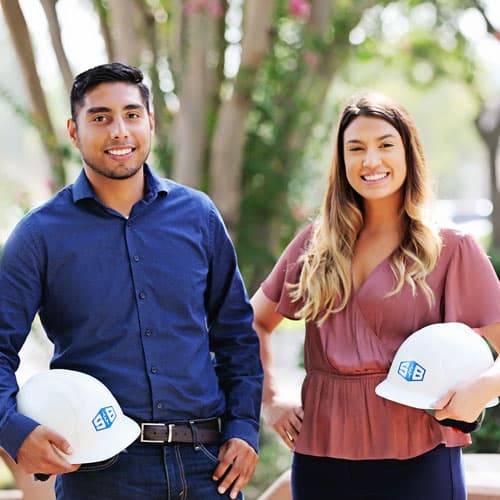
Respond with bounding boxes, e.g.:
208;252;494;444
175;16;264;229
467;405;500;453
152;140;174;177
488;247;500;280
237;5;318;291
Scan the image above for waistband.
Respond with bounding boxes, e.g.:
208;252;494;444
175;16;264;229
138;417;222;445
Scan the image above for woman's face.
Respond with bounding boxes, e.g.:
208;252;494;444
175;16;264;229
343;115;407;204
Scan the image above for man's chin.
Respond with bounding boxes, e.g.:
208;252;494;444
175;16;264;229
85;162;144;180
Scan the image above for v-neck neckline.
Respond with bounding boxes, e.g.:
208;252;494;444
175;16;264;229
351;254;391;296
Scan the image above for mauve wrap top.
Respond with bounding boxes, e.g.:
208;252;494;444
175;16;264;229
261;224;500;459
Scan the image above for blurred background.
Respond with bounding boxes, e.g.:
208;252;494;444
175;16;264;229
0;0;499;498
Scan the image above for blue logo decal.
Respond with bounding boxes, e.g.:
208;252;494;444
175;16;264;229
397;361;426;382
92;406;117;431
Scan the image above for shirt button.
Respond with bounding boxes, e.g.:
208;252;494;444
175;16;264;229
133;255;140;262
139;291;146;300
145;329;152;337
126;220;132;227
157;402;163;409
151;366;158;374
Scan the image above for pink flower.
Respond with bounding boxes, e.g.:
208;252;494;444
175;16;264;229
183;0;202;15
303;49;319;68
184;0;223;17
289;0;311;20
47;178;56;191
207;0;223;16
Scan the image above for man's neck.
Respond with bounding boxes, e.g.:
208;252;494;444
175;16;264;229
84;166;145;217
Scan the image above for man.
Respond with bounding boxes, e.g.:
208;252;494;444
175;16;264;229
0;63;263;499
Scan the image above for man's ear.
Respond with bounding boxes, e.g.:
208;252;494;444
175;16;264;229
67;118;79;148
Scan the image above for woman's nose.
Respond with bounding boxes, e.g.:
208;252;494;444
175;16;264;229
362;148;381;168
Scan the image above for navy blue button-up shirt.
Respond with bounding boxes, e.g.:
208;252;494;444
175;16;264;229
0;165;263;458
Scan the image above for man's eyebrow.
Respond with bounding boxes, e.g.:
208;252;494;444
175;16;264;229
123;103;145;111
86;106;111;115
86;103;145;115
346;133;396;144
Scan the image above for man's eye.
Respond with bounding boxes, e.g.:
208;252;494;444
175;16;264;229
128;112;140;119
92;116;106;123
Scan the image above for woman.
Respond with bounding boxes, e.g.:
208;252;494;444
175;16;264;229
251;91;500;500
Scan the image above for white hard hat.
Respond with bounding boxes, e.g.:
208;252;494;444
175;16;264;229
375;322;499;410
16;369;140;464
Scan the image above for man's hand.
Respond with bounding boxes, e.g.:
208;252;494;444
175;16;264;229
16;425;80;475
212;437;258;500
262;399;303;450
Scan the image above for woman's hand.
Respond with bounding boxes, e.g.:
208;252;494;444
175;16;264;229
262;399;304;450
432;376;496;424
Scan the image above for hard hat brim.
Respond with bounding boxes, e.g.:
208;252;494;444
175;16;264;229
375;380;435;409
60;414;140;465
375;380;499;411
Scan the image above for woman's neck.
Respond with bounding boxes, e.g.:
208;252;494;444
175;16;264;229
362;193;403;234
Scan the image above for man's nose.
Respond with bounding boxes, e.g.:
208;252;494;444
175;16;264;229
110;117;128;139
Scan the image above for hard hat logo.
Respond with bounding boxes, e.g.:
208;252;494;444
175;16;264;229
93;406;117;431
398;361;426;382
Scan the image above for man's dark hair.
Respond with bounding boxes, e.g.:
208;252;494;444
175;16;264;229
70;62;150;121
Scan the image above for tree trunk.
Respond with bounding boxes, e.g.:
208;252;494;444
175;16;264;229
134;0;172;174
1;0;66;188
92;0;115;61
473;2;500;248
172;7;221;188
475;107;500;247
208;0;278;235
167;0;184;86
39;0;73;95
107;0;143;65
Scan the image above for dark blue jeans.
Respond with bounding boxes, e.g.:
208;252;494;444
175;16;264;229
55;441;244;499
291;445;466;500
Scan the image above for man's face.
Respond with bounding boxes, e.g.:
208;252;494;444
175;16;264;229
67;82;154;180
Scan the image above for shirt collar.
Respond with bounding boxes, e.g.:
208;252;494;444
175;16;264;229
72;163;169;204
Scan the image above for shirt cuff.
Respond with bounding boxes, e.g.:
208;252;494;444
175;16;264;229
222;419;260;453
0;412;40;461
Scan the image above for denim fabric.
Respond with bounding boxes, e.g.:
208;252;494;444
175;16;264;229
55;442;244;500
291;445;466;500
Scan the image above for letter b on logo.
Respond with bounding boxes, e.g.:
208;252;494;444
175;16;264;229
398;361;426;382
92;406;117;431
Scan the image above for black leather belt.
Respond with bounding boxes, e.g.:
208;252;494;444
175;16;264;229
139;418;222;445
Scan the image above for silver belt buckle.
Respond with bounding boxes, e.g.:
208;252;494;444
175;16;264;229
140;423;175;443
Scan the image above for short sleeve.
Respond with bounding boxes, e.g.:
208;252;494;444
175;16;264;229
261;223;315;319
443;232;500;327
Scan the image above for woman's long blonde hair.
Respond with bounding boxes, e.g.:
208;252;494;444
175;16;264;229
289;92;442;323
